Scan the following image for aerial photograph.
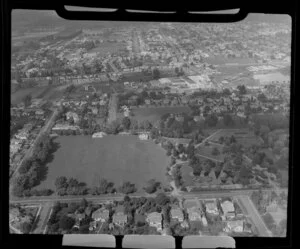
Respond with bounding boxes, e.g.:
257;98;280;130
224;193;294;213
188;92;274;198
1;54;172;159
10;10;290;237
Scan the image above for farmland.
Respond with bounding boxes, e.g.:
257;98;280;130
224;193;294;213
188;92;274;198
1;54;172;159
37;135;170;191
131;106;191;123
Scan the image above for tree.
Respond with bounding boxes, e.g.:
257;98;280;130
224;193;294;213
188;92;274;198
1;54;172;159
223;114;234;127
59;215;75;230
205;114;218;127
20;222;32;234
257;93;267;102
222;88;231;95
23;94;32;107
122;117;131;130
155;193;170;206
119;182;137;194
79;224;90;234
237;166;252;185
139;120;152;130
80;198;88;208
237;85;247;95
98;178;115;194
143;179;161;194
55;176;68;190
211;147;220;156
152;68;160;80
18;159;33;174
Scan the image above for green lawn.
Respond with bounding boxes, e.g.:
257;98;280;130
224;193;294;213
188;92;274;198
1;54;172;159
208;128;262;148
38;135;170;191
197;143;225;162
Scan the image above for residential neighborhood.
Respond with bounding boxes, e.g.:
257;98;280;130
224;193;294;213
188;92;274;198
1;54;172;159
9;10;290;238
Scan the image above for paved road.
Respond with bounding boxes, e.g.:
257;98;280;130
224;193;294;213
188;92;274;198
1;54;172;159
9;189;257;205
237;195;272;237
197;154;223;163
9;224;22;234
107;93;118;124
9;188;286;236
32;202;52;234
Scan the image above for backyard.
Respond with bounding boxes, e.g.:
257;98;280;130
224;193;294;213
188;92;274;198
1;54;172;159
37;135;170;191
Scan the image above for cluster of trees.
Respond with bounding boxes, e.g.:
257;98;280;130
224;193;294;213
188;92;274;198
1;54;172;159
204;114;218;127
152;68;160;80
14;206;35;234
190;157;216;177
250;114;289;131
12;135;54;197
237;85;247;95
20;221;33;234
90;178;116;195
218;135;237;146
55;176;89;196
143;179;161;194
263;213;287;237
47;202;76;234
158;113;197;138
174;67;184;77
10;115;30;138
22;94;32;107
104;118;153;135
173;165;184;188
118;182;137;194
251;190;267;214
54;176;142;196
64;84;76;95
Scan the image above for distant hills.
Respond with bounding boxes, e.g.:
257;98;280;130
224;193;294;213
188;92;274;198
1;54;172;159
11;9;291;32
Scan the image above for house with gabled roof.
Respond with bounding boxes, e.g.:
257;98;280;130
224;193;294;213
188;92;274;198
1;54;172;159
92;208;110;222
170;207;184;222
183;199;202;221
205;199;219;216
112;206;127;227
146;212;162;231
224;220;244;233
220;200;235;220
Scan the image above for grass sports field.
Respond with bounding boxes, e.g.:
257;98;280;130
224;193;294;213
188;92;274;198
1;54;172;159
38;135;169;191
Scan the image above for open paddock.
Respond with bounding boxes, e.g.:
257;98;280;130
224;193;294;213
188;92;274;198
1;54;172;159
37;135;170;191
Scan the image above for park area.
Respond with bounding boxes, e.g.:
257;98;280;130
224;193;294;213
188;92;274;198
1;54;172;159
131;106;191;124
38;135;170;191
207;128;263;148
196;142;225;163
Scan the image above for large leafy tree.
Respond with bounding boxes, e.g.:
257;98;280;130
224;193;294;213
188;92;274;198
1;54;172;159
143;179;161;194
59;215;75;230
55;176;68;190
118;181;137;194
